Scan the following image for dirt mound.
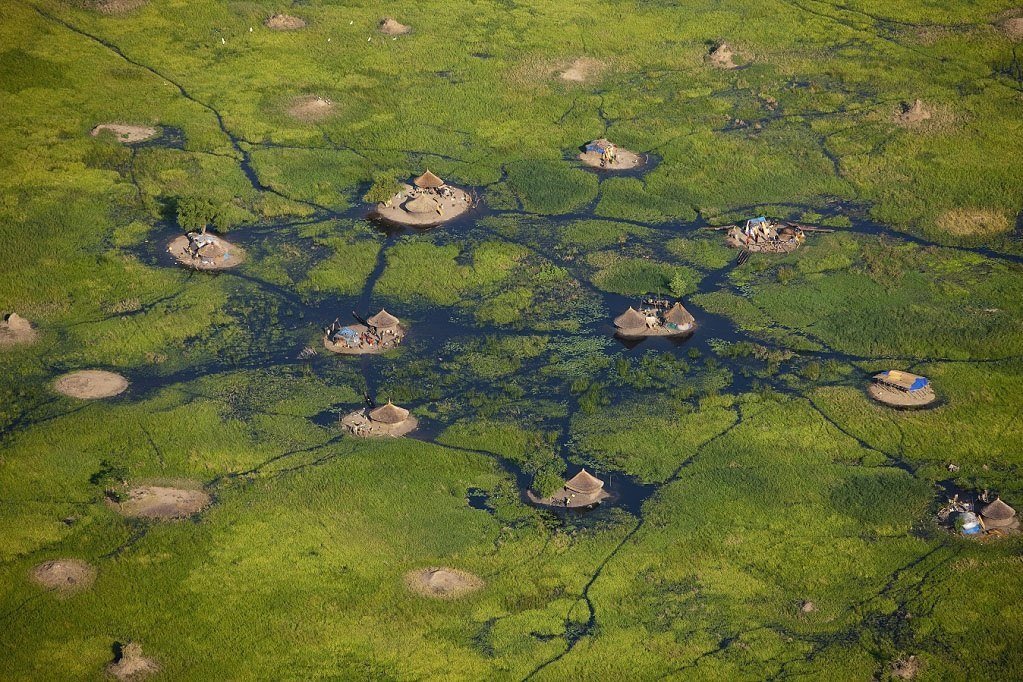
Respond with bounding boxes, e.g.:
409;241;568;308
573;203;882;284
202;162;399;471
30;559;96;594
405;567;484;599
53;370;129;399
82;0;147;14
107;642;158;680
935;208;1011;237
891;655;920;680
707;42;737;69
999;15;1023;40
167;233;245;270
559;57;604;82
287;95;335;122
113;484;211;520
0;312;37;347
896;99;932;125
90;124;158;143
265;13;305;30
379;17;411;35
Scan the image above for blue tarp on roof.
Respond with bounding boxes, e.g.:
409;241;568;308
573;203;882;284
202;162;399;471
585;141;611;153
910;377;929;391
749;216;768;225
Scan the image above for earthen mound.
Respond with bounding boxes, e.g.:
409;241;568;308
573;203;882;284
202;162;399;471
374;183;473;227
0;312;37;347
935;209;1011;237
287;95;336;122
30;559;96;594
113;484;211;520
560;57;604;82
90;124;158;144
896;99;932;125
999;16;1023;40
107;642;158;681
379;17;411;35
53;370;128;399
891;655;920;680
707;42;737;69
85;0;147;14
265;13;305;30
405;567;484;599
167;233;245;270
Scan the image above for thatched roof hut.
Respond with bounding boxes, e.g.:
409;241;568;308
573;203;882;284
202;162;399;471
663;302;695;328
873;370;929;392
368;401;410;425
368;309;400;331
565;469;605;495
406;195;438;214
413;170;445;189
980;498;1017;528
614;307;647;330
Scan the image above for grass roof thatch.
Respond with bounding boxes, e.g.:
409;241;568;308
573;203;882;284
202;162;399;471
413;170;445;189
565;468;604;494
614;306;647;329
981;498;1016;521
369;401;410;424
367;309;400;328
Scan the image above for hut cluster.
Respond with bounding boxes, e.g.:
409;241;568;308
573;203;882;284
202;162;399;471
324;309;405;355
528;468;610;509
940;493;1019;538
342;400;419;438
726;217;805;254
578;138;644;170
167;232;245;270
613;298;695;340
375;170;471;226
867;370;936;408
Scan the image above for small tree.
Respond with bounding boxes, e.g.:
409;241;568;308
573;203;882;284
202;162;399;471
176;196;219;233
669;270;690;298
363;171;402;204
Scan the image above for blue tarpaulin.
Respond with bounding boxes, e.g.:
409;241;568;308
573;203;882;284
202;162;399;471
909;377;929;391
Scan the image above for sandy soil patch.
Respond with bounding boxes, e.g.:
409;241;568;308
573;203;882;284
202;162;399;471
707;42;737;69
112;484;211;520
30;559;96;594
107;642;158;681
999;14;1023;40
379;17;411;35
559;57;604;83
935;209;1012;237
166;233;245;270
53;370;128;399
578;148;645;171
90;123;158;144
341;408;419;437
405;567;484;599
265;13;305;30
867;382;937;409
287;95;336;122
374;185;473;227
0;312;37;347
891;655;920;680
895;98;932;125
87;0;147;14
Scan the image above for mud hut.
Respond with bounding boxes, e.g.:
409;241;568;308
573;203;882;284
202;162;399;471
324;310;406;354
578;138;645;170
979;498;1018;531
725;217;805;254
379;17;411;35
341;400;419;437
614;300;695;340
867;370;937;408
374;171;472;227
167;232;245;270
528;468;610;509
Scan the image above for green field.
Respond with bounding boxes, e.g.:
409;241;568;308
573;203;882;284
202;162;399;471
2;0;1023;679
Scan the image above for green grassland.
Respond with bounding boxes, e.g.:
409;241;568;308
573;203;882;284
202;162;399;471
2;0;1023;679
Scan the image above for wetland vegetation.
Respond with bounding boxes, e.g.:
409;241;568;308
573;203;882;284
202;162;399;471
2;0;1023;679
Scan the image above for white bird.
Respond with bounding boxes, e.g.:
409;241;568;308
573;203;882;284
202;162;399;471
327;37;332;42
368;37;372;41
221;37;226;44
349;20;354;25
249;27;253;32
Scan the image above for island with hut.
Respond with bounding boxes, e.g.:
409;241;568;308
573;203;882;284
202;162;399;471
578;138;645;170
167;231;245;270
324;309;406;355
939;491;1019;538
341;400;418;438
528;468;610;509
867;370;937;408
373;170;472;227
725;217;806;255
613;297;696;341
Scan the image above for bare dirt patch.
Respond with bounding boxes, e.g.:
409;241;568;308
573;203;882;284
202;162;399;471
891;654;920;680
405;567;484;599
287;95;336;122
90;123;158;144
53;370;128;399
265;13;306;30
0;312;37;347
559;57;604;83
379;17;411;35
707;42;737;69
895;98;931;125
167;233;245;270
998;12;1023;40
935;209;1012;237
81;0;147;14
373;184;473;227
112;484;211;520
107;642;158;680
30;559;96;594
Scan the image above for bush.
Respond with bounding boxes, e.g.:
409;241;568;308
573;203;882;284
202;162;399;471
363;171;402;204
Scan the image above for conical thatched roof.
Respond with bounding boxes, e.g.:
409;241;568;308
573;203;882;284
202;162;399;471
369;400;410;424
664;302;695;326
367;309;400;328
565;468;604;494
981;498;1016;521
413;170;445;189
614;307;646;329
3;313;31;331
406;195;438;214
